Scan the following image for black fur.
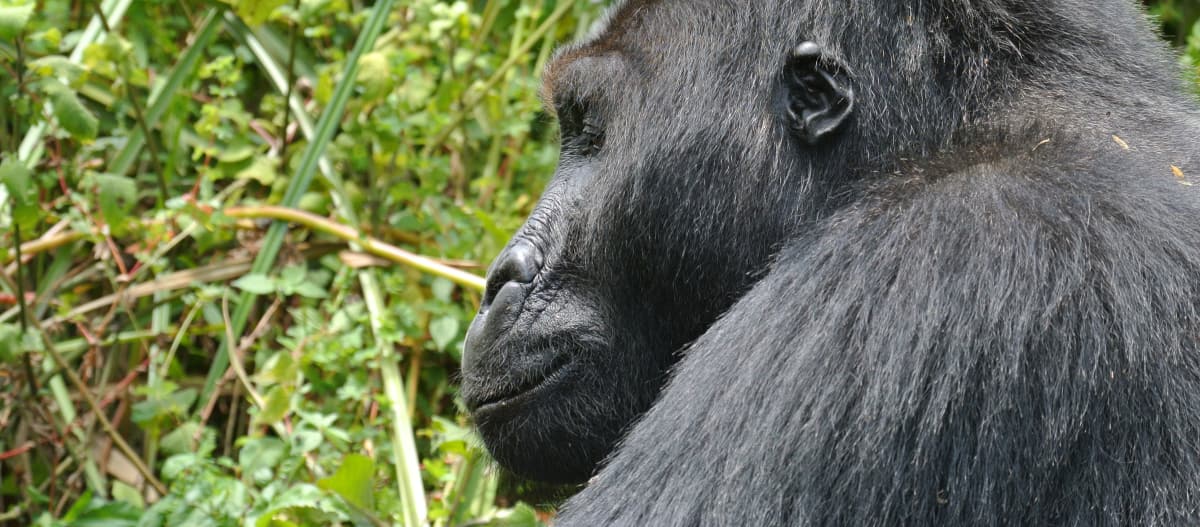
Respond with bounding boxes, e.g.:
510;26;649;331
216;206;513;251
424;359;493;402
461;0;1200;524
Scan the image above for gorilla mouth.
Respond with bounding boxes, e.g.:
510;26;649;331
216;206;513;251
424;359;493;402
469;354;572;415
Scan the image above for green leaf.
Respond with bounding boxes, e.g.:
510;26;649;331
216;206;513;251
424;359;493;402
232;273;277;295
355;51;393;101
221;0;287;26
0;4;34;40
111;481;145;510
0;158;32;200
253;484;326;527
292;428;322;453
430;277;454;302
254;385;291;426
238;436;286;483
429;316;460;351
0;158;38;230
293;282;328;299
279;265;306;287
42;79;99;140
91;174;137;229
256;350;298;386
491;503;543;527
160;422;213;456
317;453;375;512
0;324;20;361
235;156;278;185
29;55;85;82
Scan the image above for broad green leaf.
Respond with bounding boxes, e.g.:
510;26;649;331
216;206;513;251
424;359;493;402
221;0;286;25
256;350;298;386
232;273;277;295
216;144;256;164
0;324;21;361
429;316;459;351
133;388;198;426
238;436;286;483
356;51;393;101
430;277;455;302
253;484;326;527
29;55;85;82
160;422;212;456
235;156;278;185
293;282;328;299
279;265;306;287
292;428;322;453
0;4;34;40
68;500;140;526
91;174;137;229
111;481;145;510
42;79;98;140
1;158;38;230
0;156;33;199
491;503;542;527
317;454;375;511
254;385;292;426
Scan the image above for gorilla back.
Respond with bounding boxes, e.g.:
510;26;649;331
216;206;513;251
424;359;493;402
461;0;1200;524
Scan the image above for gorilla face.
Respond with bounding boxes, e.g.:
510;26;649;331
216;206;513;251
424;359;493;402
460;2;854;484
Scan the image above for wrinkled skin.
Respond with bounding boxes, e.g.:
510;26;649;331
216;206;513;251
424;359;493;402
461;0;1200;524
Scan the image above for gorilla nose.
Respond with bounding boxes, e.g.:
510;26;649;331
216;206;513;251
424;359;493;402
482;241;543;309
465;242;544;372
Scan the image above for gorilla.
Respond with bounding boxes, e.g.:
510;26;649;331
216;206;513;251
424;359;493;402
460;0;1200;524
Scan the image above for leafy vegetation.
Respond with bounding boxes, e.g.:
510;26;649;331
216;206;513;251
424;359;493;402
0;0;1196;525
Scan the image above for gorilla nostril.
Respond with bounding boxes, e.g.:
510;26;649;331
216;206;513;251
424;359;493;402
483;242;544;307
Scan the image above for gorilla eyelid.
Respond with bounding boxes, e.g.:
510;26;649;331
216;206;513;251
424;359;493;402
555;99;606;156
580;117;606;155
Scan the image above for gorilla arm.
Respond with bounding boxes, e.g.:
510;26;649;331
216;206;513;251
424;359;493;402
556;156;1200;527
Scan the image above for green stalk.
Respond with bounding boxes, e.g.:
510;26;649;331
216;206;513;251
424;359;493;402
224;206;484;290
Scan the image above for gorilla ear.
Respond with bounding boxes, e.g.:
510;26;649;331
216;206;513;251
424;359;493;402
784;41;854;145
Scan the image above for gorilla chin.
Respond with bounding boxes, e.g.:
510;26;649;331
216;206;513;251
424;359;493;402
463;330;638;484
461;348;592;483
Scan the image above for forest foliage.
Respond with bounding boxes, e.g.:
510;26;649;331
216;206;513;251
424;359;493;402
0;0;1197;525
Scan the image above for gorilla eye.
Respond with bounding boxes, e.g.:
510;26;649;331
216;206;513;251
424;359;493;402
578;116;606;156
558;101;606;157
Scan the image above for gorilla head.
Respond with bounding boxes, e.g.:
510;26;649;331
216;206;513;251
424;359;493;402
460;1;857;483
461;0;1200;522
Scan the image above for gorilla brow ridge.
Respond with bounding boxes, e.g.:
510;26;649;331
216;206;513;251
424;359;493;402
540;0;657;113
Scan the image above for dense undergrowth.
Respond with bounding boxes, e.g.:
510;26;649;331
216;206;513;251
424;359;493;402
0;0;1197;526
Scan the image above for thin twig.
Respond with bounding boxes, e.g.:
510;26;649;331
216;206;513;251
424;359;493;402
225;205;486;291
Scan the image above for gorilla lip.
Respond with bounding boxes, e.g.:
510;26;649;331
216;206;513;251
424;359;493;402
469;355;572;415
